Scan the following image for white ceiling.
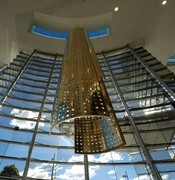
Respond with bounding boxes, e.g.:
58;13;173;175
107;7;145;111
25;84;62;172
0;0;175;71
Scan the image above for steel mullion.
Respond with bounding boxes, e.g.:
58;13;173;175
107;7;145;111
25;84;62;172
84;155;89;180
0;64;8;73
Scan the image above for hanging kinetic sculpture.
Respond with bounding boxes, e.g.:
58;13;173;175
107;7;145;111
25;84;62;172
51;27;125;154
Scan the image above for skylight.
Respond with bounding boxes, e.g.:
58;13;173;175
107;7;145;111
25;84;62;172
32;26;109;40
167;55;175;66
88;28;109;39
32;26;68;40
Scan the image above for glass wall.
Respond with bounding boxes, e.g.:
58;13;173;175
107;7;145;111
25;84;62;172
0;47;174;179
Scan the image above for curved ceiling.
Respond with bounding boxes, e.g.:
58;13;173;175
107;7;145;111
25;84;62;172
0;0;175;70
31;11;112;33
14;0;162;53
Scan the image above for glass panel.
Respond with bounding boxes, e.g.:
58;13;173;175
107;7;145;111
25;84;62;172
0;116;37;130
19;78;47;87
31;147;58;161
57;149;75;162
91;165;140;180
0;129;32;143
90;165;117;180
1;106;39;119
24;68;50;76
27;63;52;71
3;143;29;158
35;133;59;146
0;142;9;156
5;98;42;109
151;149;172;160
21;73;49;81
14;84;45;94
160;172;175;180
10;90;44;101
58;136;74;146
156;163;175;172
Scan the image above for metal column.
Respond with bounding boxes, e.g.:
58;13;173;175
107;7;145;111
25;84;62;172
51;153;56;180
102;52;162;180
84;155;89;180
0;64;7;73
23;53;58;179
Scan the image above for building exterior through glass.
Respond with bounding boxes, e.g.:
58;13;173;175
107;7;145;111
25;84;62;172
0;46;175;179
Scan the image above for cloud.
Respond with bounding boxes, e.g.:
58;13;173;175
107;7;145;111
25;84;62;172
21;161;98;180
162;174;169;180
20;163;51;178
11;108;38;118
90;152;123;163
10;119;36;129
132;174;152;180
89;166;100;178
66;152;123;179
131;172;169;180
58;165;99;180
68;152;123;163
58;165;84;180
108;170;115;175
68;155;84;162
20;163;63;179
27;164;50;179
107;170;117;179
67;155;99;178
100;152;123;162
10;109;45;129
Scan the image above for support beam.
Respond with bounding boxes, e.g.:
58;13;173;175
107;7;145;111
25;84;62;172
0;64;8;73
84;155;89;180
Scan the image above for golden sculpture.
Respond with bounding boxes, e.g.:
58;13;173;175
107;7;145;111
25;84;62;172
51;27;125;154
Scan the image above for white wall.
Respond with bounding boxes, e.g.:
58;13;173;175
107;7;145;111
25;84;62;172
0;5;14;66
145;1;175;73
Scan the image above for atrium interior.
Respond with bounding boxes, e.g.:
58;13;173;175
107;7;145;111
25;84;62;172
0;0;175;179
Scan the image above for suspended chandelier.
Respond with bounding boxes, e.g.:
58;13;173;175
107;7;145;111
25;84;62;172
51;27;125;154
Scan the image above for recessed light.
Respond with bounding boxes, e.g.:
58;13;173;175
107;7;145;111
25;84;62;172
162;0;167;5
114;7;119;11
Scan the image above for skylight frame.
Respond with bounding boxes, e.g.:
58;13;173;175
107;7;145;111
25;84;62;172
31;26;109;40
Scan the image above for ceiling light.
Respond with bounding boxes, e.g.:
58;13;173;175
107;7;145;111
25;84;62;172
162;0;167;5
114;7;119;11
